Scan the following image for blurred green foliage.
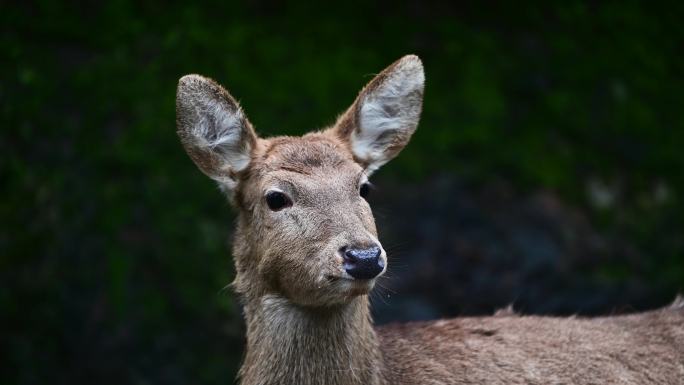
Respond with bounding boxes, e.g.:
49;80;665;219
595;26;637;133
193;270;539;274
2;1;683;384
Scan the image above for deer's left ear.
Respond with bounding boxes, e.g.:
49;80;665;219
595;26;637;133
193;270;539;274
328;55;425;175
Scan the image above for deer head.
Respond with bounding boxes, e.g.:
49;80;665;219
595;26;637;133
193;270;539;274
176;55;424;307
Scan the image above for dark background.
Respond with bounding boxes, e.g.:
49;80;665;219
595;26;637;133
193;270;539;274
3;2;684;384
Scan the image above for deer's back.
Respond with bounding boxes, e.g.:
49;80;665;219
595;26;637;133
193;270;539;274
378;302;684;385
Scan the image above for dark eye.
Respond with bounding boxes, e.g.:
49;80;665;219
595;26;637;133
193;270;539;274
359;183;372;199
265;190;292;211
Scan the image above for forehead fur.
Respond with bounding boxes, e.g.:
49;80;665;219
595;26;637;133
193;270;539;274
257;133;354;173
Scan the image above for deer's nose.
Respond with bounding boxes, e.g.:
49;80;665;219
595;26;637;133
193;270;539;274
342;246;384;280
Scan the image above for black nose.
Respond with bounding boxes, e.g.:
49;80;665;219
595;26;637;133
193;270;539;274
342;246;384;280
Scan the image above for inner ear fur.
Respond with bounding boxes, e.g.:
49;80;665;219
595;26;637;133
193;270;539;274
328;55;425;174
176;74;258;189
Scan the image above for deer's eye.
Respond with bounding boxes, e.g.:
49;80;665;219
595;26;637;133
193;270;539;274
265;191;292;211
359;183;372;200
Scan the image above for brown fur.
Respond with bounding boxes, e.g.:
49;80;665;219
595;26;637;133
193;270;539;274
176;55;684;385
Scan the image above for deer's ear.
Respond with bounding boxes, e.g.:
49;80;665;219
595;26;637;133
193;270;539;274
329;55;425;175
176;74;257;191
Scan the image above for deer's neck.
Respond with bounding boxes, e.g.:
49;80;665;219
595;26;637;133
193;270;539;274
238;294;385;385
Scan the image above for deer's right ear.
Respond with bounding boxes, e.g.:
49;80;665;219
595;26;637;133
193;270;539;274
176;75;257;191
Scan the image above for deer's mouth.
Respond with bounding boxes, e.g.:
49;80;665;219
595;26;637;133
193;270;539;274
325;274;376;295
325;274;367;282
325;275;341;282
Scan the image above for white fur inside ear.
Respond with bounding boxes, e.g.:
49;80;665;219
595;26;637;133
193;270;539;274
193;99;251;173
353;57;424;174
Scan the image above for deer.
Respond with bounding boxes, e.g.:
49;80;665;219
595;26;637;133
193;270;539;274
175;55;684;385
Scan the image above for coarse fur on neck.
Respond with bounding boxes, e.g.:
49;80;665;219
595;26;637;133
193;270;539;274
238;292;384;385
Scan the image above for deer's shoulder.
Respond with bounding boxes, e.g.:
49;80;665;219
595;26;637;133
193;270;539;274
376;303;684;385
